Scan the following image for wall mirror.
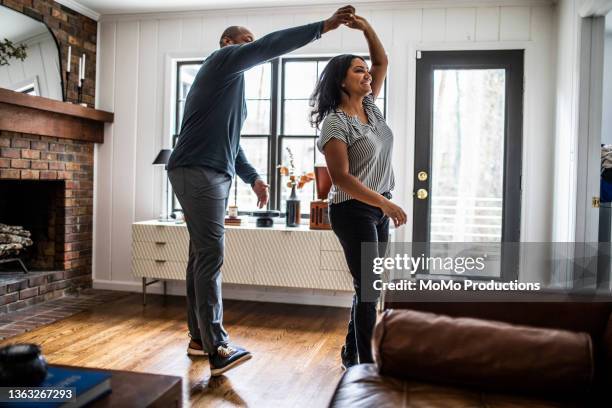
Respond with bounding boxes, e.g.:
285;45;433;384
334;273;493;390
0;5;63;101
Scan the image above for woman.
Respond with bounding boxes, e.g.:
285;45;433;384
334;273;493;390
311;16;407;368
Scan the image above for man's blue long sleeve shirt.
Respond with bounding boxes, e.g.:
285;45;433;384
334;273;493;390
167;21;324;186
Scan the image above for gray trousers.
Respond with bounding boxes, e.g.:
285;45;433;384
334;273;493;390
168;166;231;354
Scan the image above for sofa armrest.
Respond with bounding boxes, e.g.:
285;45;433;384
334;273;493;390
372;309;594;399
383;301;612;338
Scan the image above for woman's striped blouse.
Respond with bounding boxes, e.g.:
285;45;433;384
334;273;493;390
316;94;395;204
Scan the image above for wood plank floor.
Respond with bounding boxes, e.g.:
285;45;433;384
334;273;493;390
0;293;350;407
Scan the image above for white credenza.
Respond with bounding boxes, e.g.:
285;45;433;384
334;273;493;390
132;220;353;303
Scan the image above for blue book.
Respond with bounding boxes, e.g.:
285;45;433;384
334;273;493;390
4;366;112;407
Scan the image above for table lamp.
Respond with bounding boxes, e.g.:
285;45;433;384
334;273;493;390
152;149;172;221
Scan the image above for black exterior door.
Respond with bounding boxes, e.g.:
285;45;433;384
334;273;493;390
413;50;524;245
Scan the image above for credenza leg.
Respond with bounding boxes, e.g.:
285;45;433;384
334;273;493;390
142;277;147;306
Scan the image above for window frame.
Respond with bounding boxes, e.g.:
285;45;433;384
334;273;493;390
277;57;325;213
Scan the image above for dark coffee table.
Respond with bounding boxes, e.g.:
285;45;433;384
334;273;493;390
52;364;182;407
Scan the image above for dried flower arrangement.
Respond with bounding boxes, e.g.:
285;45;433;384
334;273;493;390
277;147;315;190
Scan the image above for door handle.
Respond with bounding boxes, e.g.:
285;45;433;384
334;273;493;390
415;189;428;200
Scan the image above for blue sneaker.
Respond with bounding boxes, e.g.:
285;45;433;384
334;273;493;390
209;344;252;376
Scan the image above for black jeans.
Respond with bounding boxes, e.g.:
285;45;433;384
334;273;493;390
329;197;389;364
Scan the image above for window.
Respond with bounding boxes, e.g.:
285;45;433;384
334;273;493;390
279;58;386;207
175;62;200;136
172;62;202;213
17;85;36;95
233;63;271;212
173;56;387;215
173;60;272;214
11;77;39;96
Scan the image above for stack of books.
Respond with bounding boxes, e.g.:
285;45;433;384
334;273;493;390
224;217;242;226
6;366;112;407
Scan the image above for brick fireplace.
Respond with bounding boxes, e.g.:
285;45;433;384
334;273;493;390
0;1;111;314
0;131;95;312
0;179;65;270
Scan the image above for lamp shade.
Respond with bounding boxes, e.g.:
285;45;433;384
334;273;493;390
152;149;172;165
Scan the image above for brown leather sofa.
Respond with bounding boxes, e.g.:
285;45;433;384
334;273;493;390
329;302;612;407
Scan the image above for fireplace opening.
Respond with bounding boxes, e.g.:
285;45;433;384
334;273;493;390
0;180;65;272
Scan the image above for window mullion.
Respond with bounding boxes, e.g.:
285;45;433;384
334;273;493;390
269;58;280;210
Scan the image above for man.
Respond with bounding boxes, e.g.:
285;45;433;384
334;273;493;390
167;5;357;376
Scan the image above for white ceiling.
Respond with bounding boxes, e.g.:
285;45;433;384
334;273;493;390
61;0;396;15
0;5;49;42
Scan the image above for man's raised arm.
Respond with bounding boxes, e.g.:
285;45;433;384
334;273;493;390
220;5;355;74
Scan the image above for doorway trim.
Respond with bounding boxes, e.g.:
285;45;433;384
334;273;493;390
575;15;607;242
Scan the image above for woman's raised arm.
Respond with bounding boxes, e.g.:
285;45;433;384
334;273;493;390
348;16;388;99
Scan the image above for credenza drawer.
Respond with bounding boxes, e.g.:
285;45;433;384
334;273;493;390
132;224;189;245
251;229;320;288
320;232;343;252
132;241;188;262
132;259;187;280
318;269;353;291
320;250;348;271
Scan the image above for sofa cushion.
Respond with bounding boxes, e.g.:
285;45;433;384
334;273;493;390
372;309;594;399
329;364;579;408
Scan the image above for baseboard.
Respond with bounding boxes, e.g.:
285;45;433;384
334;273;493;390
93;279;353;308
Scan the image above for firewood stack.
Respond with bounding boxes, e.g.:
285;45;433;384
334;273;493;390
0;223;33;258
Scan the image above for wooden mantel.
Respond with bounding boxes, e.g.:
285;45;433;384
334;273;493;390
0;88;114;143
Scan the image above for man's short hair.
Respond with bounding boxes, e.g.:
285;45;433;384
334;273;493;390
219;26;243;47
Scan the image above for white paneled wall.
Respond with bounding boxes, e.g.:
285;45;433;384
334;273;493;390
552;0;582;242
94;1;557;302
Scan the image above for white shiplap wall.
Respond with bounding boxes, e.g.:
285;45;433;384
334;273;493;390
552;0;582;243
94;1;557;304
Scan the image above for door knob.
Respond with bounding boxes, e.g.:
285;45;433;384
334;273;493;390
416;189;428;200
417;171;428;181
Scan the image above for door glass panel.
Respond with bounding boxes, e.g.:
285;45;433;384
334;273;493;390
430;69;506;243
